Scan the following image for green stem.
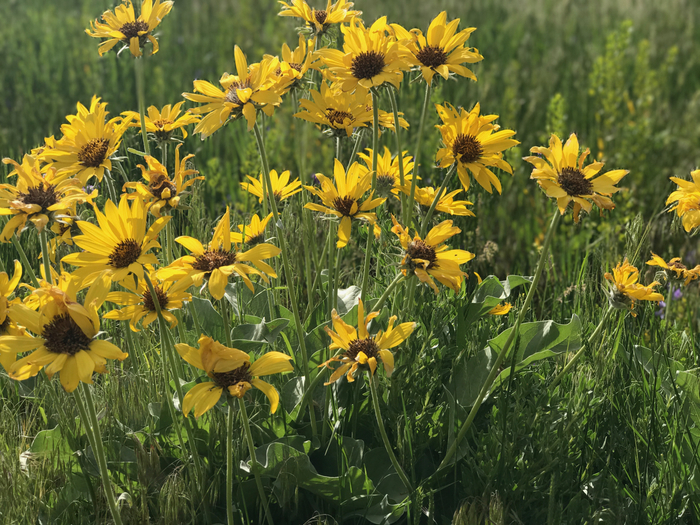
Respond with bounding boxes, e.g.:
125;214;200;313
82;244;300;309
226;403;235;525
39;230;53;284
369;373;413;492
221;298;233;348
345;129;365;172
436;208;561;473
406;82;432;229
387;88;407;221
134;57;150;155
104;169;119;204
161;142;168;170
360;91;381;302
372;273;406;312
11;234;39;287
73;389;97;457
239;397;274;525
328;221;337;321
253;122;318;437
80;383;124;525
419;164;456;238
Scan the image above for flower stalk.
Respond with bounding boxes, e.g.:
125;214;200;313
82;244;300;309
360;91;381;302
239;397;274;525
11;233;39;287
387;88;407;220
134;57;150;155
406;82;432;229
420;163;456;238
39;229;53;284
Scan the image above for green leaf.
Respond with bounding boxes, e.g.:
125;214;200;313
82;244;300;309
448;347;497;411
190;297;223;340
337;285;362;315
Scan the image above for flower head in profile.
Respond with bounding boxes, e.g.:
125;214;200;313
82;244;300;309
278;0;361;36
122;102;200;142
0;261;27;373
304;160;385;248
157;207;280;300
39;96;133;185
235;213;274;246
0;155;95;242
321;299;415;384
86;0;174;57
356;147;415;198
667;170;700;233
436;102;518;194
0;274;128;392
280;35;315;87
399;184;474;217
524;133;629;222
646;253;700;286
123;144;203;217
391;216;474;293
604;259;664;315
176;335;293;417
62;195;170;287
241;170;302;205
391;12;483;85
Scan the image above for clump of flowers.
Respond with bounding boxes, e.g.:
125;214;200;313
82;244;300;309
666;170;700;233
604;259;664;314
647;253;700;286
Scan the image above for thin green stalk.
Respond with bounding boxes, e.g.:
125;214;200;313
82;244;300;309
73;389;97;456
239;397;274;525
39;230;53;283
387;88;407;221
221;298;233;348
253;122;318;437
406;82;432;229
11;233;39;287
161;142;168;169
372;273;406;312
345;129;365;172
328;221;337;321
360;91;380;302
134;57;150;155
226;403;236;525
436;208;561;473
79;383;124;525
104;169;119;204
419;164;456;238
369;373;413;492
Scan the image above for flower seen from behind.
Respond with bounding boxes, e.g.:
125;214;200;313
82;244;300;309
241;169;302;205
122;101;200;142
278;0;361;36
356;147;415;198
646;253;700;286
604;259;664;315
235;213;274;246
666;170;700;233
399;184;474;217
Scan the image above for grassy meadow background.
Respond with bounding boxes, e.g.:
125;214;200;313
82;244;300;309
2;0;700;523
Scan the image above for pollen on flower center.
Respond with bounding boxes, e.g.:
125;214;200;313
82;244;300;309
225;80;252;105
192;249;237;272
119;20;150;40
407;239;438;268
211;362;252;388
452;133;484;164
78;138;110;168
351;51;386;80
332;196;357;217
326;109;354;127
142;285;169;312
18;185;59;211
152;118;173;129
558;167;593;197
346;337;380;360
108;239;142;269
42;313;92;356
314;10;328;25
416;45;448;68
149;174;177;200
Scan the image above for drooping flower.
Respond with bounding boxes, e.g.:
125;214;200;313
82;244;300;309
176;335;293;417
488;303;512;315
157;207;280;300
391;12;483;85
39;96;134;185
435;102;518;194
524;133;629;222
61;195;170;287
391;216;474;293
235;213;274;246
0;155;95;242
356;147;415;198
278;0;361;36
0;273;128;392
321;299;415;384
646;253;700;286
123;144;203;217
604;259;664;314
85;0;174;57
241;170;302;205
666;170;700;233
122;102;200;142
304;159;385;248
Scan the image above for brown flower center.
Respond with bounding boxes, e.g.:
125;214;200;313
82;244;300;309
557;167;593;197
326;109;354;127
668;260;687;271
406;239;437;270
225;80;252;105
42;313;92;356
78;138;110;168
142;285;169;312
452;133;483;164
211;362;252;389
351;51;386;80
119;20;150;40
149;174;177;200
416;45;448;68
314;10;328;25
18;184;59;212
108;239;142;269
332;196;357;217
152;118;173;130
346;337;380;361
192;249;237;273
288;62;303;72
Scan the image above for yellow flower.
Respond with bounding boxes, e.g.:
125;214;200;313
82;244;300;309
241;169;302;205
183;47;293;136
0;261;27;373
85;0;173;57
304;159;385;248
315;17;409;92
356;147;415;198
235;213;274;246
524;133;629;223
104;271;192;332
0;273;128;392
281;34;315;87
39;96;134;185
391;216;474;293
646;253;700;286
391;12;483;85
667;170;700;233
604;259;664;314
176;335;293;417
400;184;475;217
488;303;512;315
321;299;415;384
122;102;200;142
156;207;281;300
278;0;361;36
435;102;518;194
62;195;170;287
0;155;95;242
123;144;203;217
